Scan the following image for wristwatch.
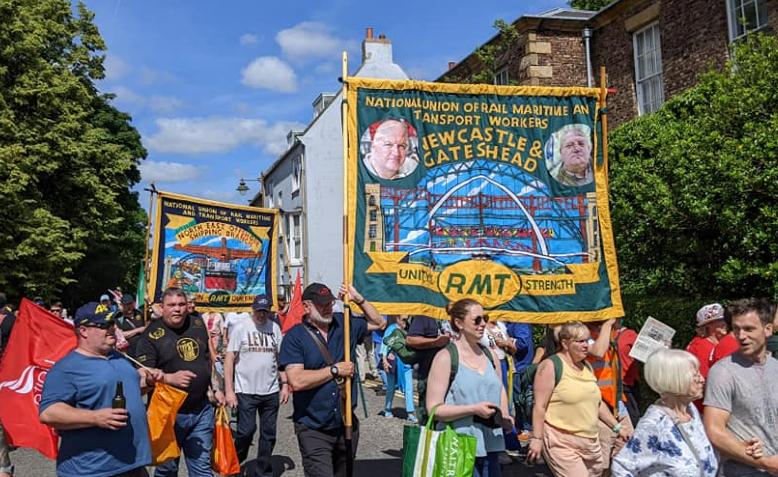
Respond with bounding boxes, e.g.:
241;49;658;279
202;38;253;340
330;365;339;378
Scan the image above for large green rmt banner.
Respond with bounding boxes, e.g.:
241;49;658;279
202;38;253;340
346;79;623;323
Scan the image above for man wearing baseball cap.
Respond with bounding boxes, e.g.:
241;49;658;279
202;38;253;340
279;283;385;477
224;295;287;477
115;294;146;358
39;302;162;477
687;304;728;378
686;303;728;412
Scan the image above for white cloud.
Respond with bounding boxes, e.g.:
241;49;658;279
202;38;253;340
240;33;258;46
148;96;185;114
139;66;176;86
104;55;130;81
145;117;305;155
140;161;203;183
108;86;183;114
201;189;246;204
276;22;344;61
241;56;297;93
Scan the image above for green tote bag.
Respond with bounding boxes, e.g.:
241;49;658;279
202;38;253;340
402;405;477;477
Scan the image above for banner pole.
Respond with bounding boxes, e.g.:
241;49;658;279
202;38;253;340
340;50;354;477
599;66;609;190
142;182;156;325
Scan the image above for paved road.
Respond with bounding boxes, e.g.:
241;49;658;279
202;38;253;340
11;380;551;476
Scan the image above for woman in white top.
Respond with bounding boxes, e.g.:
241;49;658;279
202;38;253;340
612;349;762;477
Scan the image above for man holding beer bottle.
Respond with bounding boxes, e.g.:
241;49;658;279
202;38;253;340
40;302;162;477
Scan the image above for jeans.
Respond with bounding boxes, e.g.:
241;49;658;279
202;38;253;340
384;361;414;414
0;423;12;475
373;344;387;389
154;403;214;477
235;392;279;477
473;452;502;477
294;418;360;477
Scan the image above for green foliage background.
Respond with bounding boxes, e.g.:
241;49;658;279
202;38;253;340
0;0;147;306
609;34;778;339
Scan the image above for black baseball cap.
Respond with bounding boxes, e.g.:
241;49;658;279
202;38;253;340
120;294;136;305
302;283;336;305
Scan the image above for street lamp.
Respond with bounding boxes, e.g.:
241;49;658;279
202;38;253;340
236;178;261;196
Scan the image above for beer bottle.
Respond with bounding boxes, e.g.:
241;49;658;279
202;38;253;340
112;381;126;409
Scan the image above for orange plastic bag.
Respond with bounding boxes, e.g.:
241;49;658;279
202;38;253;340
147;382;188;466
212;405;241;475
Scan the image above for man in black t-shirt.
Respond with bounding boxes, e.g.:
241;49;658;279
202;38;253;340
406;315;450;423
136;287;223;477
115;294;146;357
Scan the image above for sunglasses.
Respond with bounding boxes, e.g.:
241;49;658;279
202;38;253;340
82;322;114;330
473;315;490;325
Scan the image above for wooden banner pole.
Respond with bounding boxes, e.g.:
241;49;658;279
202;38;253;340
142;182;157;324
340;50;354;477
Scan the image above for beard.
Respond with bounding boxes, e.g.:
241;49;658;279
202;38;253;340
308;304;333;326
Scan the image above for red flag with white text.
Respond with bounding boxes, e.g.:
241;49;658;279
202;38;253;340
0;299;77;459
281;271;304;334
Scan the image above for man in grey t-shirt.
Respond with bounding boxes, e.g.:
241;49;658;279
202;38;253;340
704;298;778;476
225;295;289;477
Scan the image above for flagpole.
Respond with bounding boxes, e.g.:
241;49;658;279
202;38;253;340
142;182;157;325
340;50;354;477
599;66;609;190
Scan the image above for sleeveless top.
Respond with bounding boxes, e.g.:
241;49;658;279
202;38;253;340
444;351;505;457
545;356;601;438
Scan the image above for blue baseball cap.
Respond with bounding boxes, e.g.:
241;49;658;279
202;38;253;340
74;302;115;328
251;295;271;311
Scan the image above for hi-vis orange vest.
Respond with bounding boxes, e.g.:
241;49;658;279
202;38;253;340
586;333;625;414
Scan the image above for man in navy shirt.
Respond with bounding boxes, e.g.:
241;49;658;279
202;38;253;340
279;283;384;477
39;302;162;477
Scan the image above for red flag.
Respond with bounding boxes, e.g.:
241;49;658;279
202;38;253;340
281;271;305;334
0;299;77;459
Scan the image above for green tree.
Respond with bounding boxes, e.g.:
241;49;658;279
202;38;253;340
609;34;778;300
440;19;519;85
569;0;615;10
0;0;147;303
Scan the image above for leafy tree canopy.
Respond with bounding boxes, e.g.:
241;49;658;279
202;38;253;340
569;0;616;11
0;0;147;305
609;34;778;300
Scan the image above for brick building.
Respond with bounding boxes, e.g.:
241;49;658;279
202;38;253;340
439;0;777;127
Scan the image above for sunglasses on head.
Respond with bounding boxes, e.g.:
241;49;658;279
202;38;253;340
473;315;489;325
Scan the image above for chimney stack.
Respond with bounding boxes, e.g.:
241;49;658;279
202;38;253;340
448;61;456;71
362;27;393;65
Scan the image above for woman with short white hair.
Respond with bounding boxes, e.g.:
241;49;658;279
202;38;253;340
612;349;759;477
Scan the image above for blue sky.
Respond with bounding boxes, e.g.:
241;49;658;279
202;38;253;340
84;0;568;206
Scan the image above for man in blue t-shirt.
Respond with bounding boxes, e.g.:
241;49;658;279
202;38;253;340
279;283;385;477
40;302;162;477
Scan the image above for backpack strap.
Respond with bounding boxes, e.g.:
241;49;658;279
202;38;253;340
446;342;497;393
549;354;564;387
446;342;459;391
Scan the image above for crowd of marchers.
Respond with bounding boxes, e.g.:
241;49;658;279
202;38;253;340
1;289;778;477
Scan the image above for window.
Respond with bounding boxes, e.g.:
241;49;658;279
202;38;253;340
727;0;768;41
494;67;509;86
633;23;665;115
369;210;377;222
277;190;283;209
291;158;301;194
368;224;377;239
287;214;302;263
